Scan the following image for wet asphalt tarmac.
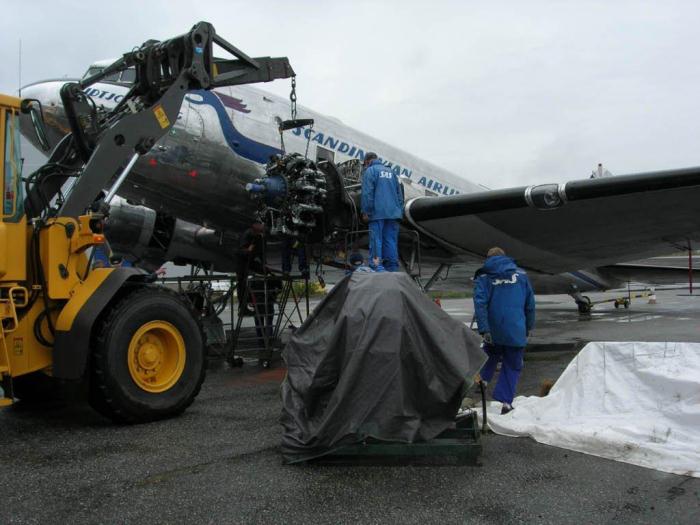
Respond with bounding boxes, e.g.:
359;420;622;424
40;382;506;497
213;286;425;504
1;289;699;524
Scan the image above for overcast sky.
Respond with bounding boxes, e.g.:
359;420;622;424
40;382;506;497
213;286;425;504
2;0;699;188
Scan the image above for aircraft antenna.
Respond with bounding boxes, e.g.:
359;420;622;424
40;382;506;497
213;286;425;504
18;39;22;97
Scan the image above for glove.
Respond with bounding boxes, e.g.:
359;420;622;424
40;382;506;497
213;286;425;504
482;332;493;345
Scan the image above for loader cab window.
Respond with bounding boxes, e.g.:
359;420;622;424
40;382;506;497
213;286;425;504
3;110;23;221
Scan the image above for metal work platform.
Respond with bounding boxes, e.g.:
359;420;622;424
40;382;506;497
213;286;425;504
228;273;310;368
343;228;423;284
159;268;311;367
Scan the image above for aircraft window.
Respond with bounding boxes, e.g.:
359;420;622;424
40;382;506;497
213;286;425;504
316;146;335;164
81;67;120;82
82;67;102;80
120;68;136;83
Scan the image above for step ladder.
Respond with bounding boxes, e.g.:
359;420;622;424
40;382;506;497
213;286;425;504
0;288;23;407
227;273;309;368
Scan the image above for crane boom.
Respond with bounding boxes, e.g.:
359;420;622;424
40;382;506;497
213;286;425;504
24;21;294;219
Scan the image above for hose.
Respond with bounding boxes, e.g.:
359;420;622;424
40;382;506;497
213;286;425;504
479;380;488;434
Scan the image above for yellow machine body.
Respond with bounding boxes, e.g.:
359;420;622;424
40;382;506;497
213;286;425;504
0;94;114;405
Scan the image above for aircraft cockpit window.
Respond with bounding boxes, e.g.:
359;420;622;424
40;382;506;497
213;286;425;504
82;67;102;80
120;68;136;83
81;67;124;83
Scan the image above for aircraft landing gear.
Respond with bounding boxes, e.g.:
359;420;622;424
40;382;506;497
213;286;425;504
577;296;592;314
569;285;592;314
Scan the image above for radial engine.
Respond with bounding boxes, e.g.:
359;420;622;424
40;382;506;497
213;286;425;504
246;153;344;241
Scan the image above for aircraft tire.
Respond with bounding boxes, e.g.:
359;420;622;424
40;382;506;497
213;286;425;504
577;296;592;314
89;286;206;424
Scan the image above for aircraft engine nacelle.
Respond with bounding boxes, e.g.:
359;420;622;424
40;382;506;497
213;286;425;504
104;197;237;271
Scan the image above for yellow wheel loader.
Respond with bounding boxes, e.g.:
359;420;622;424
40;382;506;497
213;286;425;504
0;23;293;422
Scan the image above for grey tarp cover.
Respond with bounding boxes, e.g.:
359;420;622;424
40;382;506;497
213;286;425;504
280;272;485;463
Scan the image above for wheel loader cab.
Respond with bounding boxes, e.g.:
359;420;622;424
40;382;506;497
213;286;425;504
0;94;205;421
1;95;28;405
0;96;26;275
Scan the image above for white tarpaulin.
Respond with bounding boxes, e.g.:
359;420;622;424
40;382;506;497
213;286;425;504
484;342;700;477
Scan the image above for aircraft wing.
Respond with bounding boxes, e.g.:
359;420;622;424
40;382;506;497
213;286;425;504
404;167;700;274
598;263;700;285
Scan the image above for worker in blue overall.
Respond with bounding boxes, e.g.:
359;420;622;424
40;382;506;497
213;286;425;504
473;247;536;414
360;152;404;272
281;238;309;279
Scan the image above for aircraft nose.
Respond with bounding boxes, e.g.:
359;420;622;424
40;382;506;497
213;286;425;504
19;80;70;152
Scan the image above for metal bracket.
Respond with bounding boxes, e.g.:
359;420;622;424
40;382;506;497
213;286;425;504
423;263;451;292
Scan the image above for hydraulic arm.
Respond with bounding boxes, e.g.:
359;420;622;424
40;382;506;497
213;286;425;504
1;22;294;422
25;21;294;220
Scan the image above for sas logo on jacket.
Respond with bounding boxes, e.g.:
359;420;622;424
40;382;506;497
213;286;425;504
492;274;519;286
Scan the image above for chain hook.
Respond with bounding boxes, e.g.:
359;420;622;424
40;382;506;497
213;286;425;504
290;75;297;120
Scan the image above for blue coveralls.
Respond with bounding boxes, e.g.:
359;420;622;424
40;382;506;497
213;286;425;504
473;255;536;405
281;238;308;276
360;159;404;272
92;244;133;268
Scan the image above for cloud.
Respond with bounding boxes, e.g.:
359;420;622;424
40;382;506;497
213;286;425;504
3;0;699;188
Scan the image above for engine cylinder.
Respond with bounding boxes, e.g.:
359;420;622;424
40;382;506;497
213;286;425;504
246;153;329;239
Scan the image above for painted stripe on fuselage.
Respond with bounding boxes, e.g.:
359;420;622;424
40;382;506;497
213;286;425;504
185;90;281;164
184;89;467;199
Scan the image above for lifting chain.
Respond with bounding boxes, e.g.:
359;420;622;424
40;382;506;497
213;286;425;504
290;75;298;121
289;74;312;159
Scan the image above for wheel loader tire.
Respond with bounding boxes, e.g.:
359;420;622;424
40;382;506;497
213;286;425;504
89;286;206;424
